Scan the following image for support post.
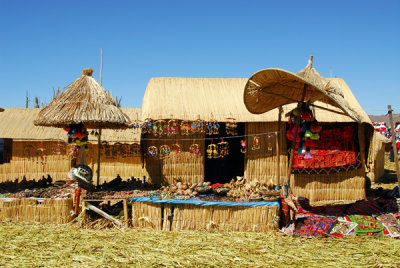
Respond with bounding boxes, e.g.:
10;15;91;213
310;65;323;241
388;105;400;187
96;129;102;186
276;106;282;184
80;145;85;165
284;84;308;197
85;202;123;227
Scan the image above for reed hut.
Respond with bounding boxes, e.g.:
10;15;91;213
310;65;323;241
141;69;373;204
0;108;145;183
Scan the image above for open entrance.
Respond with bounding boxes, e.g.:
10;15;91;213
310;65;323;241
204;123;245;184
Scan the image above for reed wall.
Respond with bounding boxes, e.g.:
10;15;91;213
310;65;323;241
142;133;205;185
81;143;148;185
367;132;389;182
244;122;287;185
0;198;74;224
0;140;72;182
131;201;279;232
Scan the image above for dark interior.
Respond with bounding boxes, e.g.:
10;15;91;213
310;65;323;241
204;123;245;184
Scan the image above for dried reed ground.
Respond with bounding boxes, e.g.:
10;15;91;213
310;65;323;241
1;154;400;267
0;221;400;267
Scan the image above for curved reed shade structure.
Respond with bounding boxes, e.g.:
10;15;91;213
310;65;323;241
243;57;362;123
34;68;131;129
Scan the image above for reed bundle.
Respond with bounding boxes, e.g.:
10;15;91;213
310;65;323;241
245;122;287;186
0;198;73;223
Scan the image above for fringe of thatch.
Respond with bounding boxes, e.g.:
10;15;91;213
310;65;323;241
0;198;74;223
34;70;131;129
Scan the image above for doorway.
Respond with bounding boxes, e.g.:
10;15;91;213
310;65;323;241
204;123;245;184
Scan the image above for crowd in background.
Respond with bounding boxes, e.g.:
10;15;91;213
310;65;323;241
373;121;400;152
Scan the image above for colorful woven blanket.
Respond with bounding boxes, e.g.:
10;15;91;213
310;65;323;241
377;214;400;237
348;215;384;238
293;216;338;237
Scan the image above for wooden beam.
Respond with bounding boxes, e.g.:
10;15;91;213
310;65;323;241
85;202;123;227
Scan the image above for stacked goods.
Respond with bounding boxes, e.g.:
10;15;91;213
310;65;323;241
226;177;280;201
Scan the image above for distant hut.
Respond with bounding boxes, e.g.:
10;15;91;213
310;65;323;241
0;108;145;184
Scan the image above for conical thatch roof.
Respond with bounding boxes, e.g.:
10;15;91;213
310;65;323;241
243;57;362;122
34;68;131;129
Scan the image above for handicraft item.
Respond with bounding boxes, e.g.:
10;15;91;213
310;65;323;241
240;140;246;154
252;136;260;150
226;117;237;136
217;139;229;158
159;144;171;159
207;142;219;159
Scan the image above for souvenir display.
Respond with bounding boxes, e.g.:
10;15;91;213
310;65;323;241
191;119;206;134
267;135;274;152
64;123;89;150
226;118;237;135
207;142;219;159
153;120;166;136
159;144;171;159
252;136;260;150
167;119;179;136
141;118;153;134
171;141;181;155
240;140;246;154
180;120;192;135
206;120;220;135
218;139;229;158
189;142;201;156
147;145;158;157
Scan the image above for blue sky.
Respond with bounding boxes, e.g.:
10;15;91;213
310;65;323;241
0;0;399;115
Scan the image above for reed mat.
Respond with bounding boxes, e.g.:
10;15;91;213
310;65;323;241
0;221;400;267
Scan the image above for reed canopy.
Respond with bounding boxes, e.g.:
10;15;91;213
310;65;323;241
34;68;131;129
243;56;362;123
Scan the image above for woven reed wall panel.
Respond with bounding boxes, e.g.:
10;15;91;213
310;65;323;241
367;132;389;182
131;202;163;230
0;141;72;182
291;168;366;205
164;203;279;232
0;198;73;224
142;133;205;185
82;144;147;185
244;122;287;185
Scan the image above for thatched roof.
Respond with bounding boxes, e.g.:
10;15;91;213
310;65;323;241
141;77;370;124
0;108;141;143
34;68;131;129
243;57;362;122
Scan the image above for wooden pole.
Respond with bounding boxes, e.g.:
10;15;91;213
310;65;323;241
388;105;400;186
284;84;308;197
100;48;103;86
96;48;103;187
96;129;102;186
276;106;282;184
85;202;123;227
80;145;85;164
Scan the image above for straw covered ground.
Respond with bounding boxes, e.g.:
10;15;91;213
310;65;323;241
0;220;400;267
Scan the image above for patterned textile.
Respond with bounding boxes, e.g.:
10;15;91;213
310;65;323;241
346;200;396;216
291;125;361;174
348;215;384;238
329;217;358;236
377;214;400;237
293;216;338;237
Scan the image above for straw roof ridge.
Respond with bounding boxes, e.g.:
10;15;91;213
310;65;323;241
34;72;131;129
142;77;370;124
